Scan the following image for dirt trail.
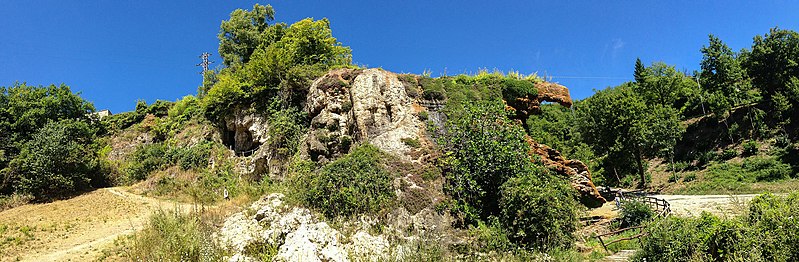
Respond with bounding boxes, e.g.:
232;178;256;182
655;194;759;217
0;187;200;262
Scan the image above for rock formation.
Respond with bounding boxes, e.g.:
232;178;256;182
526;137;606;208
304;68;426;163
302;68;605;208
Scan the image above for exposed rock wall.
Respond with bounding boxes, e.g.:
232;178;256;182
302;68;604;207
304;68;426;163
527;137;606;208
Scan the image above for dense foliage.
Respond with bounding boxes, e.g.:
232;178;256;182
0;83;101;199
437;100;579;251
204;4;352;123
295;144;396;219
576;83;683;186
6;119;103;199
499;171;579;250
634;193;799;261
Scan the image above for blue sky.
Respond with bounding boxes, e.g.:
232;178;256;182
1;1;797;113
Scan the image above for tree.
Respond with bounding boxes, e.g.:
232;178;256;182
577;83;683;187
6;119;101;199
204;9;352;122
745;27;799;125
699;34;751;105
634;62;699;112
0;83;95;194
438;100;538;224
217;4;284;66
634;58;647;84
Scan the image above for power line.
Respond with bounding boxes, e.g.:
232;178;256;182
547;76;629;80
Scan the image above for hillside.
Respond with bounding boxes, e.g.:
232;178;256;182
2;3;799;262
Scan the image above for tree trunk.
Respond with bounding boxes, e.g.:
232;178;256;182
635;147;646;188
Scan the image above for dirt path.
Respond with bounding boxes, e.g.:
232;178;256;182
655;194;759;217
0;187;199;262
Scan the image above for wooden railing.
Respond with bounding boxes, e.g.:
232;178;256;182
595;225;647;253
615;190;672;217
595;190;673;252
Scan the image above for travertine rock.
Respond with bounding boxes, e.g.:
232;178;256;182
305;68;425;162
527;137;606;208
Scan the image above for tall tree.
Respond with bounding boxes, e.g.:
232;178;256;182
745;27;799;124
634;62;699;113
217;4;284;67
577;83;683;187
634;58;647;84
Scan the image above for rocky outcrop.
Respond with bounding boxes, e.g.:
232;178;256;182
506;81;574;122
218;193;444;262
304;68;426;163
527;137;606;208
302;68;604;207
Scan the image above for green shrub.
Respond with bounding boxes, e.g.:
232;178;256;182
124;142;213;182
125;143;170;181
742;140;759;156
619;200;656;228
267;108;306;159
720;149;738;160
698;150;718;166
401;137;421;148
295;144;396;219
635;192;799;261
499;172;578;251
123;210;224;261
438;101;535;225
6;119;103;199
668;173;682;183
742;156;791;181
683;173;697;182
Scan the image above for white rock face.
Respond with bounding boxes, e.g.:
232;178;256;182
219;193;350;262
304;68;425;162
345;231;389;261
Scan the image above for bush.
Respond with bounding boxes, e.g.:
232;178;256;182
295;144;396;219
634;192;799;261
742;140;759;156
742;156;792;181
6;119;103;199
499;172;578;251
124;142;212;182
683;173;697;182
668;173;682;183
438;101;536;225
619;200;656;228
720;149;738;160
123;210;224;261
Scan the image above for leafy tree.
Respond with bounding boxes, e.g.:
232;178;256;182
499;171;578;251
745;27;799;125
0;83;95;193
699;34;752;106
204;6;351;123
577;84;683;187
6;119;101;199
438;100;537;224
633;62;699;112
217;4;283;66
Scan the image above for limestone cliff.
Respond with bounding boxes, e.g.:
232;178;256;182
302;68;605;208
304;68;427;163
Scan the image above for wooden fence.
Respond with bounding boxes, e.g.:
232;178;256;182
595;190;673;252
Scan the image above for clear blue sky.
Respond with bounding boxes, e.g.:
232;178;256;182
1;1;797;113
